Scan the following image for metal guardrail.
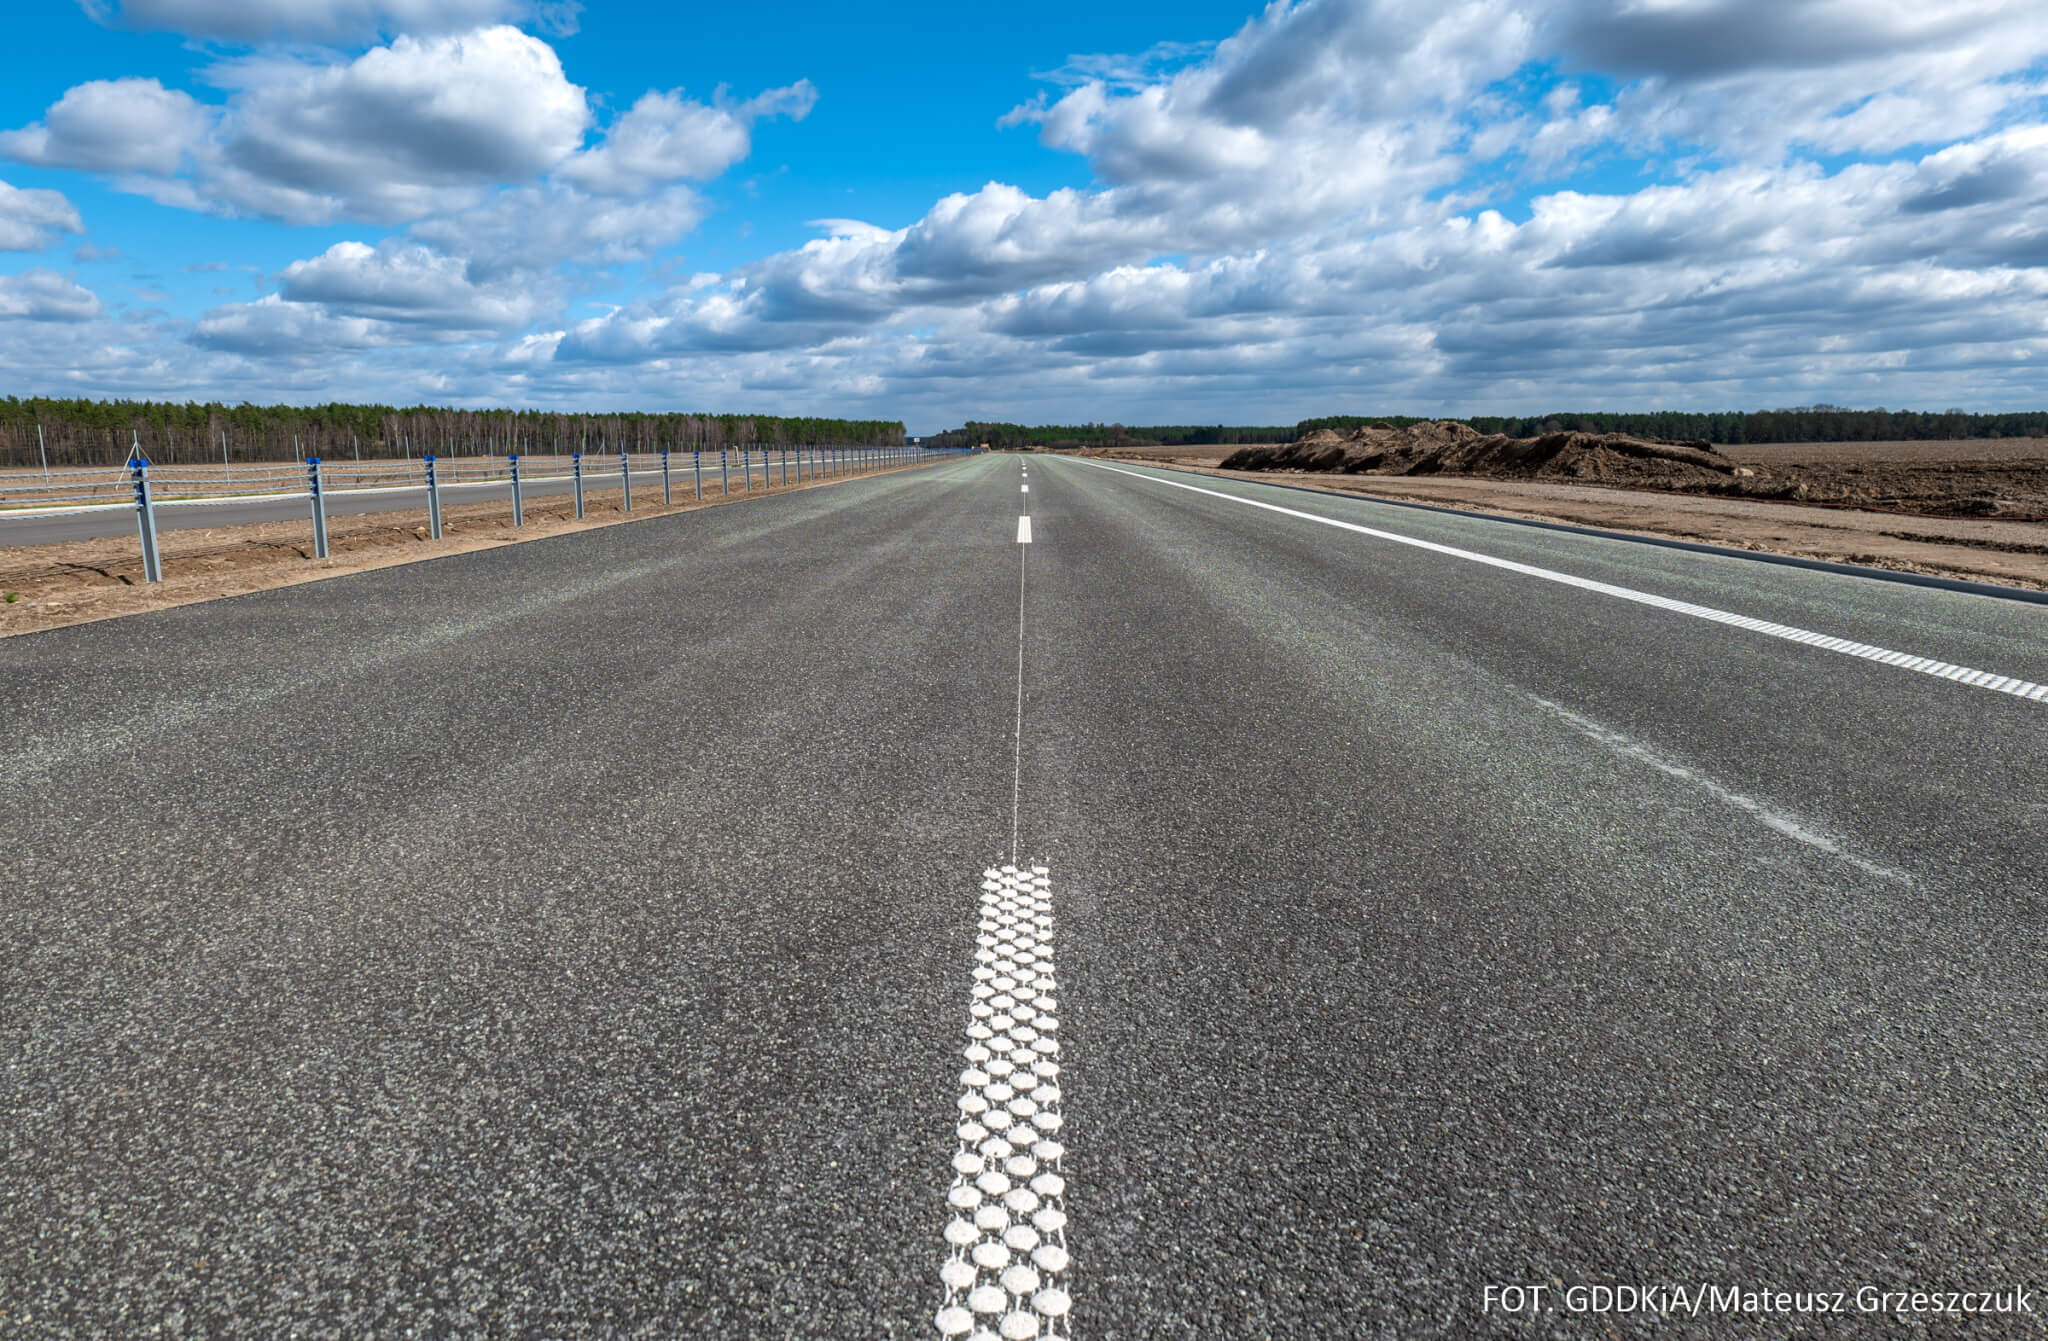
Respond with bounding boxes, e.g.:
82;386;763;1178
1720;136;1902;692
1;443;961;581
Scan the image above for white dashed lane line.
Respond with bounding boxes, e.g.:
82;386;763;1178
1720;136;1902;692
1017;516;1033;544
936;865;1071;1340
1531;696;1915;884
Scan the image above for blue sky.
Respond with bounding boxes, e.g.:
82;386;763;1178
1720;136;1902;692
1;1;2045;431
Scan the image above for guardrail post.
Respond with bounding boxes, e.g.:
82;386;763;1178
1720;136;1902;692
510;453;524;526
621;448;632;512
573;452;586;518
131;456;163;583
661;449;672;505
425;454;444;538
307;457;330;558
721;448;729;496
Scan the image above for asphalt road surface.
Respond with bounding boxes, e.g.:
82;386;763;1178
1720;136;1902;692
0;458;800;545
3;452;2044;1339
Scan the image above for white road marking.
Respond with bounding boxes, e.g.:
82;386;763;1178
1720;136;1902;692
1532;697;1914;884
933;482;1067;1337
1075;460;2047;703
936;865;1070;1341
1022;485;1029;493
1012;546;1027;863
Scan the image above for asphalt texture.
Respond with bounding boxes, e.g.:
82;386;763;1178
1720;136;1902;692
0;457;811;544
3;452;2044;1339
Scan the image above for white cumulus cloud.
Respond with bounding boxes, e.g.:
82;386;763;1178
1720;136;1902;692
558;81;816;196
0;180;86;251
0;78;211;176
3;27;590;225
0;268;105;321
276;239;546;329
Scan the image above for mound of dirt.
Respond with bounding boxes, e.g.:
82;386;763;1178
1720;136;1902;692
1221;421;1738;489
1211;423;2048;517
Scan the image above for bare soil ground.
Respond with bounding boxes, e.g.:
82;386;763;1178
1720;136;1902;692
0;467;891;638
1076;443;2048;591
1723;438;2048;465
1218;424;2048;519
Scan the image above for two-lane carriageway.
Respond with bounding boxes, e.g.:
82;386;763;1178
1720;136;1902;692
2;451;2042;1337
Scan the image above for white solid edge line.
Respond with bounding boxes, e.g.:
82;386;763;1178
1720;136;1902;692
1;501;139;519
1074;459;2046;704
1018;516;1033;544
0;470;674;520
936;864;1070;1341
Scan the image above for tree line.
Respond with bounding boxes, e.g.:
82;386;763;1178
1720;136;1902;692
926;421;1295;450
0;397;907;469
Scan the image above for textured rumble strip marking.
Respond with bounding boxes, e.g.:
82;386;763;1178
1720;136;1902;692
936;864;1071;1341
